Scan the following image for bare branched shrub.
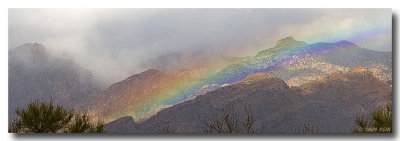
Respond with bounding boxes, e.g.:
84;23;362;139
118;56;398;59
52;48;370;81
242;105;256;133
302;122;317;134
156;124;177;134
200;105;257;134
293;121;318;134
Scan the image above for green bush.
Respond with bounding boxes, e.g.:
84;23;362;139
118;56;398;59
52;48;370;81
9;101;104;133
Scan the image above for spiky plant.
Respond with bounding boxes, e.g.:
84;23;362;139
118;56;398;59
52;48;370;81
353;91;392;133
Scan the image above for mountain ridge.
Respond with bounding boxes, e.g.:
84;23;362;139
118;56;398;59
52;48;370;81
92;37;392;122
104;67;391;133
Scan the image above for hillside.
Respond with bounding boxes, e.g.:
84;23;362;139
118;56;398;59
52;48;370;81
95;37;392;122
105;67;391;133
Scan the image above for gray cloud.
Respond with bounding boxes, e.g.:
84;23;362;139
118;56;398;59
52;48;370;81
8;9;392;86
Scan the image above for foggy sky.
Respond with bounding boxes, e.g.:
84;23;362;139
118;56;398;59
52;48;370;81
8;9;392;86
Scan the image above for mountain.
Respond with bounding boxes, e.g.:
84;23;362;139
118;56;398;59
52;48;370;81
8;43;101;119
95;37;392;122
104;67;391;133
10;37;391;133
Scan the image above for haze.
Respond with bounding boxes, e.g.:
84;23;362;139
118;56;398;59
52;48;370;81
8;9;392;86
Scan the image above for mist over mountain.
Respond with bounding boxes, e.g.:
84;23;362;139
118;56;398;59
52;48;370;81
8;43;102;119
9;9;392;87
139;50;243;74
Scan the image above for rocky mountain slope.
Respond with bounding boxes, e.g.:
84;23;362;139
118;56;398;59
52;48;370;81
105;67;391;133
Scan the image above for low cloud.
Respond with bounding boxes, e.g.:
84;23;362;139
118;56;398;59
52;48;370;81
8;9;392;86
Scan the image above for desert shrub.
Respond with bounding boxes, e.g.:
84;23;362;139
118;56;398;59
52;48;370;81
353;103;392;133
9;101;104;133
353;92;392;133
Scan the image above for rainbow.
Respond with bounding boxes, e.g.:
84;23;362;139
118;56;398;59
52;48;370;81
111;22;391;121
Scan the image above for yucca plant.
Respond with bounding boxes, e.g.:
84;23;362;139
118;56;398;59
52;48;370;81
353;92;392;133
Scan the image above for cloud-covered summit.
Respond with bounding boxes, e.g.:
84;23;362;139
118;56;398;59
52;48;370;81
9;9;392;86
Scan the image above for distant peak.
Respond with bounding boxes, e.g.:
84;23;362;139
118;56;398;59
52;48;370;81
242;73;276;84
275;36;308;48
336;40;352;44
335;40;358;47
137;68;166;77
9;43;48;57
144;69;164;74
123;69;166;82
277;36;295;44
20;43;45;48
13;43;46;52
